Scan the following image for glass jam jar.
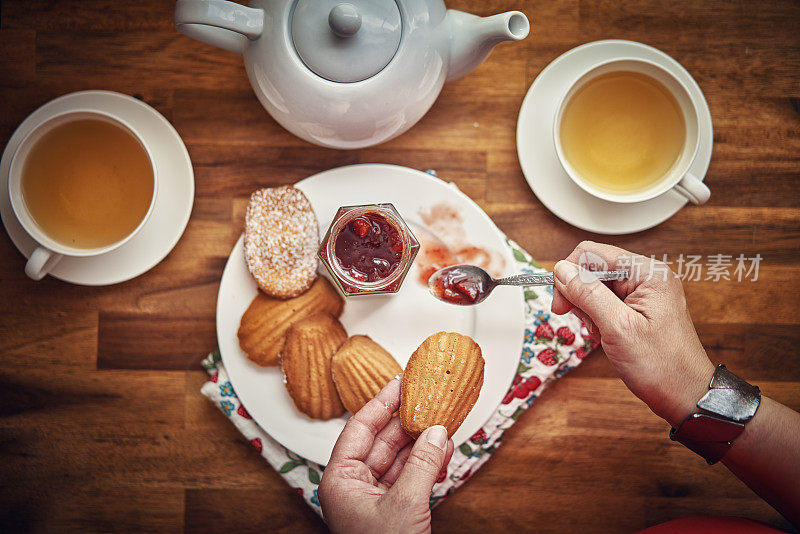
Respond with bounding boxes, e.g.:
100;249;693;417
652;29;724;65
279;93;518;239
319;203;420;296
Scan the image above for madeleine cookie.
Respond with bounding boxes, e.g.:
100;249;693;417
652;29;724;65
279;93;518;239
400;332;484;439
331;335;403;414
237;277;343;367
281;313;348;420
244;186;319;299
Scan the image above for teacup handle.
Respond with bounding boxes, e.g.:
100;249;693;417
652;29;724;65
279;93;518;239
25;246;63;281
174;0;264;54
672;172;711;205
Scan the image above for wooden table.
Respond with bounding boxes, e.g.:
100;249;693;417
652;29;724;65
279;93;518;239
1;0;798;532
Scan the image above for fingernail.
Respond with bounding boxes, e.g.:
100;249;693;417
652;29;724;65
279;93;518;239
426;425;448;450
554;261;578;284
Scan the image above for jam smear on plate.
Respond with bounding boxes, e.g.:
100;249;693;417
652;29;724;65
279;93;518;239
334;212;403;282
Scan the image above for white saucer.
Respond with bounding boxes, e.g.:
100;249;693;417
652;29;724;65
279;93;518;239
0;91;194;285
516;40;713;235
216;164;525;465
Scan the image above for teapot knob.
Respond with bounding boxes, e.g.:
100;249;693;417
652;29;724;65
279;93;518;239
328;3;361;37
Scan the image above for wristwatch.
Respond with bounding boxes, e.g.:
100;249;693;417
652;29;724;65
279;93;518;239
670;364;761;464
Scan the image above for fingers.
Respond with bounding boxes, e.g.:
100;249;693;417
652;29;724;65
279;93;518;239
552;288;596;332
328;377;401;464
564;240;666;290
570;307;596;335
553;241;636;314
380;436;454;490
378;442;413;488
443;439;454;475
551;286;572;315
553;260;635;335
552;240;668;336
563;240;634;272
362;416;413;479
388;426;452;503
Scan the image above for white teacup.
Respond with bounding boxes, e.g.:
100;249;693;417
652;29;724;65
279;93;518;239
8;110;158;280
553;58;711;205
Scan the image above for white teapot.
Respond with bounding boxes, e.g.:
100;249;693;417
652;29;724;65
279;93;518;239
174;0;529;149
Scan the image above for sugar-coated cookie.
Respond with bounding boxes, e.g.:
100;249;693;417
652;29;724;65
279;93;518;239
244;186;319;299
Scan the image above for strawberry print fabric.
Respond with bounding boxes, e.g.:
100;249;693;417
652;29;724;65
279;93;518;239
200;233;597;517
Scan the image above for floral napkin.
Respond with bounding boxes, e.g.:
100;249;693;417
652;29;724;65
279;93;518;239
201;232;597;516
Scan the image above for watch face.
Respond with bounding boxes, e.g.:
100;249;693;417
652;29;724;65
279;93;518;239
700;365;761;423
671;365;761;465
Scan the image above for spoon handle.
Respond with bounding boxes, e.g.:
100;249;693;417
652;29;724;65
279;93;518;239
496;270;629;287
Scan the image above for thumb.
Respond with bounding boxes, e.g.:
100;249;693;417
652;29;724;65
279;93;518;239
390;425;450;504
553;260;633;335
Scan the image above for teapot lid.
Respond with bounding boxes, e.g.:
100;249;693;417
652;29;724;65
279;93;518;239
291;0;402;83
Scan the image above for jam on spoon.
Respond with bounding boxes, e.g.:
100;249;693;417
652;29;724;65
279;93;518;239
429;264;629;305
428;265;487;305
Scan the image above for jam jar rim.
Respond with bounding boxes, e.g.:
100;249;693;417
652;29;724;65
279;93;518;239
324;203;418;291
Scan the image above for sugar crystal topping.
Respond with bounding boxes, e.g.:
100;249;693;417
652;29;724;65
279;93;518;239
244;186;319;298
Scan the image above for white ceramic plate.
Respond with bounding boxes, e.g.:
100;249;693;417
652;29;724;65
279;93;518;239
0;91;194;285
516;40;713;235
216;164;525;465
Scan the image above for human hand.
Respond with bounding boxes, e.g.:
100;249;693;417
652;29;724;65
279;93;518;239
318;378;454;534
551;241;715;427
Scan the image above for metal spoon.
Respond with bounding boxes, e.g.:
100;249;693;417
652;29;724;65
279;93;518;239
428;264;629;305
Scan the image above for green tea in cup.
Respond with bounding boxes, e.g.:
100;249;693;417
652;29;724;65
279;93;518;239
559;70;686;194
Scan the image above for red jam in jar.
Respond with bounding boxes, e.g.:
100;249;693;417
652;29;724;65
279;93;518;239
319;204;420;296
334;212;403;282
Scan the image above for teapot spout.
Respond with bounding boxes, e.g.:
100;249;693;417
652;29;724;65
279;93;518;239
445;10;530;81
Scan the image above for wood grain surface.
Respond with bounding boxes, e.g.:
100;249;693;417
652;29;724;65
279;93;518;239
1;0;799;532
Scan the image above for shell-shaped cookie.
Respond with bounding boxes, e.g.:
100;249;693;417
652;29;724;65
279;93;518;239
281;313;348;420
331;335;403;414
400;332;484;439
237;277;343;367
